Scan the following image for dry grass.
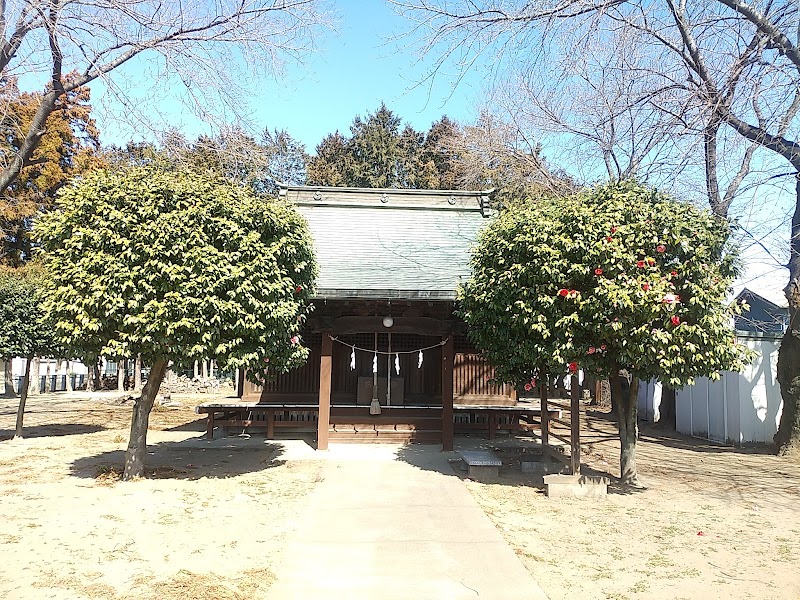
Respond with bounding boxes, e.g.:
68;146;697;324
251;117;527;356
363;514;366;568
0;392;316;600
464;409;800;600
33;570;118;599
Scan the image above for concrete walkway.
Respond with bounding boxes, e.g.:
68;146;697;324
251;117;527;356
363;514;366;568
269;444;549;600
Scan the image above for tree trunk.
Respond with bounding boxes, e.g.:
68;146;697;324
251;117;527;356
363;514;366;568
118;359;126;392
65;361;73;392
134;355;142;391
610;368;642;486
193;360;199;378
775;177;800;455
3;360;15;397
44;363;51;393
86;355;99;392
14;357;32;438
210;359;215;379
27;357;40;396
122;358;168;481
92;359;101;391
201;359;208;379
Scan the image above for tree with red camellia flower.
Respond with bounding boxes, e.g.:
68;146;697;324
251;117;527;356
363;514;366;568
459;180;749;486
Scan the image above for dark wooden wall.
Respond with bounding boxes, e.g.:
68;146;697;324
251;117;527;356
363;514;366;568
453;335;516;405
241;302;515;406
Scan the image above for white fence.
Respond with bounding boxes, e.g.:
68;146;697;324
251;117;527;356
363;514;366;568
638;333;784;444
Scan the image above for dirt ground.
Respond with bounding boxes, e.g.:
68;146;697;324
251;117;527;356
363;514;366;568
0;392;323;600
464;407;800;600
1;394;799;600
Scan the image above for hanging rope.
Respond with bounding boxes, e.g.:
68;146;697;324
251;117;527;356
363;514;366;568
330;336;449;355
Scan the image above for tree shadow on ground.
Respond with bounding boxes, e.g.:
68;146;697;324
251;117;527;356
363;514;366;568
162;418;208;432
586;405;780;456
69;434;295;481
577;410;800;509
0;423;106;441
639;425;779;456
394;436;639;496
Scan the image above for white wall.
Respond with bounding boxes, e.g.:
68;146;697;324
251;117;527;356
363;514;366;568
10;357;89;377
638;334;783;444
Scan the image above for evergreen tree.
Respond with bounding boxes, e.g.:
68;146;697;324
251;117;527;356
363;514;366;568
307;131;353;187
306;104;457;189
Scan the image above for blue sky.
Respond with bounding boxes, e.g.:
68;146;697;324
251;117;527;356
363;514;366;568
94;2;490;153
66;1;794;303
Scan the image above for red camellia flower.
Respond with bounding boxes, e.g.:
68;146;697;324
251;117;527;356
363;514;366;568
600;344;607;351
642;283;650;291
611;227;618;233
558;288;569;297
636;260;646;268
647;257;656;265
588;347;596;355
524;383;532;392
656;244;666;253
291;335;300;344
670;315;680;326
594;268;603;276
295;285;303;293
568;361;578;373
606;236;613;242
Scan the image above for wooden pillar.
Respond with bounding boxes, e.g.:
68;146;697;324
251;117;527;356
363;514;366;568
441;335;454;451
267;407;275;440
541;376;549;448
316;333;333;451
206;411;215;439
570;374;582;475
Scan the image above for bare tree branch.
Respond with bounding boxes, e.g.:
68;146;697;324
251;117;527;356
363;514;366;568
0;0;334;193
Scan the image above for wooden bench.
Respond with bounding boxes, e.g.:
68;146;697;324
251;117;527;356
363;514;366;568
453;404;562;440
196;403;320;439
458;450;502;479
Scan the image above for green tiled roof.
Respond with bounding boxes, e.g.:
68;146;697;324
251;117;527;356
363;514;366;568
280;186;493;300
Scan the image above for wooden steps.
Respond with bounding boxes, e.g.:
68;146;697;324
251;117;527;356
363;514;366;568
328;428;442;444
329;418;442;444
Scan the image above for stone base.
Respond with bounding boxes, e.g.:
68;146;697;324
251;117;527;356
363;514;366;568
466;464;500;480
458;450;502;481
543;474;609;498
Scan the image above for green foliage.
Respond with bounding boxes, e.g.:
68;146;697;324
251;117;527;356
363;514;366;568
0;265;59;359
34;168;317;376
460;180;748;387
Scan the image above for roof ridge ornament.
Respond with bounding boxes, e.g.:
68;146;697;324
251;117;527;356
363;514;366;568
380;193;389;203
